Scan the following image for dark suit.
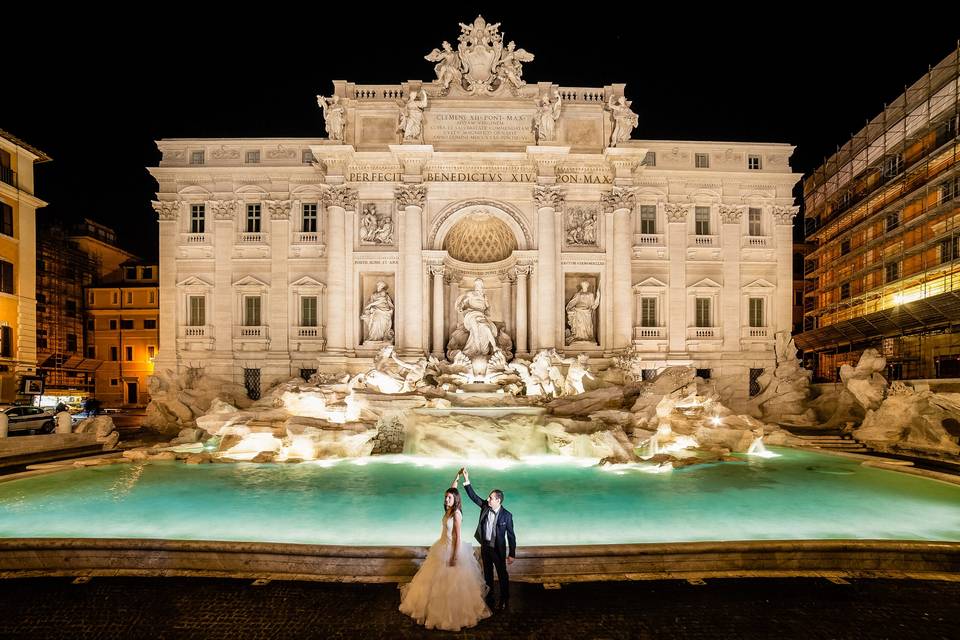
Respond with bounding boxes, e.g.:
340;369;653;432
464;482;516;604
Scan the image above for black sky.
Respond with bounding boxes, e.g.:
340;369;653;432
3;9;958;259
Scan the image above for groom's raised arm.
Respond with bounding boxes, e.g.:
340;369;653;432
463;480;486;509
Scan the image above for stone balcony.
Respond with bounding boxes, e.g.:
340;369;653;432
233;325;270;351
177;325;214;351
291;325;327;352
743;236;770;248
687;326;721;340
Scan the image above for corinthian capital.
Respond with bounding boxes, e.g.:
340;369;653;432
395;184;427;208
772;205;800;225
600;186;636;213
664;203;690;223
719;204;745;224
210;200;238;220
322;185;358;210
265;200;292;220
532;185;564;209
151;200;182;221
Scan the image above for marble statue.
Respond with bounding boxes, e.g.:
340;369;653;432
360;281;395;343
424;41;463;94
565;281;601;344
359;204;394;245
399;90;428;143
606;95;638;147
566;207;598;246
317;95;345;141
357;345;427;394
529;349;565;397
533;92;562;143
559;353;595;396
840;348;888;411
494;41;535;91
454;278;499;357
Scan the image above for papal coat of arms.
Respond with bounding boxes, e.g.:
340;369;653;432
424;16;534;96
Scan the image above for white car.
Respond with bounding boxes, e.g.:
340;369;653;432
1;406;56;434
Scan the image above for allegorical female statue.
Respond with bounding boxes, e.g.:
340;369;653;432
565;281;601;344
455;278;500;357
361;281;395;343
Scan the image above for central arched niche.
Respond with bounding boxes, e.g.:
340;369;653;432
442;210;518;264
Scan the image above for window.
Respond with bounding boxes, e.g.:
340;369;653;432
695;297;711;327
120;319;134;330
0;326;11;357
246;204;261;233
0;202;12;237
840;282;850;300
126;267;137;281
66;300;77;318
190;150;205;165
885;262;900;283
300;368;317;381
695;368;711;380
112;291;119;304
0;260;13;294
886;210;900;231
883;153;903;178
639;205;656;234
940;177;960;203
940;237;960;264
643;151;656;167
246;150;260;164
87;346;96;358
188;296;206;326
748;208;762;236
749;298;764;327
640;297;657;327
244;296;262;326
302;203;318;233
840;239;850;255
695;153;709;168
149;290;156;304
301;296;318;327
142;267;153;280
749;368;764;397
125;346;134;361
110;378;119;387
795;291;803;306
87;319;94;331
747;154;762;170
109;319;117;330
147;345;156;359
190;204;205;234
144;319;157;329
302;149;314;164
695;206;710;235
126;291;133;304
110;346;118;361
87;291;94;305
244;368;261;400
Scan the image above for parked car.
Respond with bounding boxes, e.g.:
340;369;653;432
1;405;56;434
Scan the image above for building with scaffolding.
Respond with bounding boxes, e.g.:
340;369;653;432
796;46;960;381
35;219;135;407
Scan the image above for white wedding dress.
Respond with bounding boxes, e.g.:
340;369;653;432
399;511;491;631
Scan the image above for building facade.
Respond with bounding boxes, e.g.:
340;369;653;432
87;262;159;407
797;47;960;381
150;18;800;404
0;130;48;402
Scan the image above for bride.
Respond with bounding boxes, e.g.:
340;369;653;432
399;470;491;631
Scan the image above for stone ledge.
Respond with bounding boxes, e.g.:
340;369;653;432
0;538;957;584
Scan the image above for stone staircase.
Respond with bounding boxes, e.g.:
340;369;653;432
787;431;872;454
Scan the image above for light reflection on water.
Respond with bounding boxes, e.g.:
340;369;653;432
0;448;958;546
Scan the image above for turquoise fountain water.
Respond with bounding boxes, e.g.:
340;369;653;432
1;448;958;546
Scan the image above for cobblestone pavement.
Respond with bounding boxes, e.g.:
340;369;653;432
0;577;956;639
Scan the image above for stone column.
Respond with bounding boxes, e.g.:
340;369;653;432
430;265;446;359
211;200;237;361
396;184;427;357
720;205;744;352
773;206;799;333
533;185;564;350
321;186;356;354
499;272;513;335
665;203;690;354
152;200;181;372
266;200;291;356
514;265;531;357
602;187;636;351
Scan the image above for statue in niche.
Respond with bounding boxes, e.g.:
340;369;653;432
606;95;638;148
359;204;394;245
532;92;562;144
425;41;463;94
361;281;395;343
398;89;428;143
565;207;598;246
316;95;345;142
494;41;535;91
565;281;601;344
448;278;500;359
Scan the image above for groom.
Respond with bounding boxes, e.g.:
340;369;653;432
461;467;517;611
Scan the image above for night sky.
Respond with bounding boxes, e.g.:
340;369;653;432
4;10;957;260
